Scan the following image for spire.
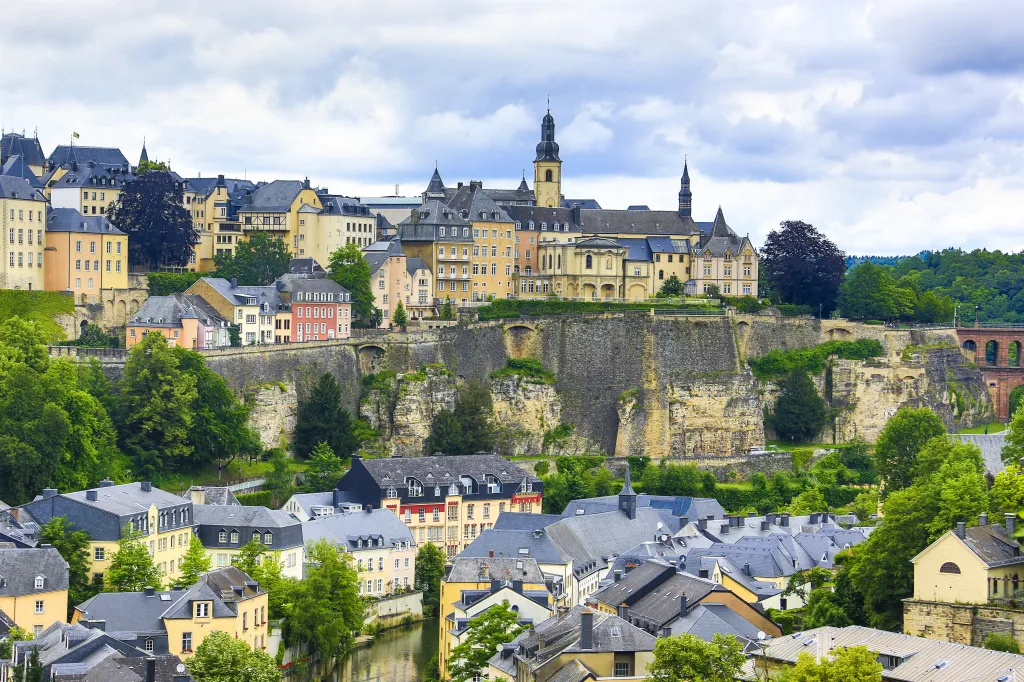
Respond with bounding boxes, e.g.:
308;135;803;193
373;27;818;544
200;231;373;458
536;108;560;162
424;166;446;201
621;466;636;496
619;466;637;520
139;137;149;165
678;157;692;219
518;170;529;192
710;206;734;238
682;156;690;184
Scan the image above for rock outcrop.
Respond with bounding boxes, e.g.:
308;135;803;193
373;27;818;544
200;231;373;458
360;367;458;457
247;383;297;450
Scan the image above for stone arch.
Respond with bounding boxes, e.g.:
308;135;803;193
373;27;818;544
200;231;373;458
80;320;88;333
1011;340;1022;368
962;339;977;352
504;324;539;359
357;344;386;375
117;300;127;324
129;298;142;316
828;327;853;340
582;283;597;300
600;283;615;300
986;340;1000;366
627;283;647;301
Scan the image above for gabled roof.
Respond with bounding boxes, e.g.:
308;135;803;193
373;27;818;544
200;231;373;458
1;132;46;168
395;200;472;242
504;205;581;231
239;179;304;213
514;605;655;670
446;183;513;223
51;162;130;189
52;482;188;516
358;453;538;488
47;208;124;234
0;155;43;187
696;207;755;257
193;504;301;530
161;566;263;621
406;257;430;276
194;277;290;311
580;208;699;236
0;175;45;201
47;145;129;171
288;257;327;277
301;507;414;550
0;547;69;595
76;588;181;635
320;195;374;217
573;236;624;250
128;293;226;328
447;556;546;584
364;236;405;256
185;176;257;199
918;524;1024;568
181;486;239;506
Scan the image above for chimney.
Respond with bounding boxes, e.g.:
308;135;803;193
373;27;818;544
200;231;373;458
480;563;489;580
720;524;729;535
230;277;238;289
614;569;623;582
979;513;989;526
760;520;770;531
490;579;502;594
489;550;494;558
364;505;372;513
1006;513;1017;538
144;586;155;597
42;488;58;498
617;602;628;619
410;208;419;225
303;177;310;189
140;481;152;492
580;609;594;650
457;182;464;189
744;562;750;576
513;580;523;594
679;595;688;616
954;522;966;539
571;203;581;226
781;514;790;528
146;657;156;682
86;490;98;501
698;518;707;531
810;513;819;524
748;511;756;518
469;180;482;191
99;479;115;487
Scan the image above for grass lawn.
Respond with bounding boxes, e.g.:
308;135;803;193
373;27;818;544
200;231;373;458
152;458;310;493
958;422;1007;434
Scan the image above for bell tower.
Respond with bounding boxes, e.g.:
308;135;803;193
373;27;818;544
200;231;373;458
533;103;562;208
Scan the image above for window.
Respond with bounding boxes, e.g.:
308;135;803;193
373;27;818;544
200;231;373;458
35;600;44;614
614;662;631;677
243;612;248;630
585;254;593;269
940;562;962;574
34;576;44;589
144;638;154;652
195;602;210;618
94;547;105;561
230;531;239;544
252;531;260;543
264;532;273;545
182;632;192;653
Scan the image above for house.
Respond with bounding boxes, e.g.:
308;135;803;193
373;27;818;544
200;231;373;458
48;162;131;219
74;566;270;661
180;486;240;507
19;481;195;586
0;175;47;291
438;556;553;679
237;178;321;255
335;454;543;557
0;547;69;636
185;277;290;345
280;490;363;521
445;181;516;302
300;507;416;597
395;201;473;308
1;132;47;177
504;204;581;297
590;559;780;644
191;504;305;579
364;237;411;327
44;207;128;303
276;275;351;341
126;293;230;349
405;256;434;319
182;174;257;272
488;605;656;682
750;625;1024;682
305;192;378;264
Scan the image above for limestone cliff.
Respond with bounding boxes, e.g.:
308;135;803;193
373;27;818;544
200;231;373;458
490;375;561;456
247;383;296;450
359;367;458;457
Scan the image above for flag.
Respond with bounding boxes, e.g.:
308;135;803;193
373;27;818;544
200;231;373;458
71;132;79;139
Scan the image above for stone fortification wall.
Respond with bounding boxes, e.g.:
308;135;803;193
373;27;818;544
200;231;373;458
904;599;1024;648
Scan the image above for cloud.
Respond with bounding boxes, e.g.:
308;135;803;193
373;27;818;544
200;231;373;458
559;102;615;153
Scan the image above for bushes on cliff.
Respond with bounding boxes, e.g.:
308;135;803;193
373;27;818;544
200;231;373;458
769;369;828;442
146;271;202;296
294;373;358;460
425;381;495;456
491;358;555;384
476;298;720;320
748;338;884;381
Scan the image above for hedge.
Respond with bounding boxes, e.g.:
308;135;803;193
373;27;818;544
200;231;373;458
748;338;885;381
147;272;203;296
236;491;272;506
477;298;720;320
777;304;814;317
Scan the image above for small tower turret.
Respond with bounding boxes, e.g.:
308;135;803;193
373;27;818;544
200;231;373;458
619;466;638;520
533;102;562;208
678;158;692;218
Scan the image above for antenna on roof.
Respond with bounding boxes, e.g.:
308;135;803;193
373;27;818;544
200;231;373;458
547;94;550;112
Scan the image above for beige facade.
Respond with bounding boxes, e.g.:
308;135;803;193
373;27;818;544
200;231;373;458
43;210;129;303
0;589;67;636
0;180;46;290
537;237;650;301
695;245;758;297
469;219;515;301
238;180;322;255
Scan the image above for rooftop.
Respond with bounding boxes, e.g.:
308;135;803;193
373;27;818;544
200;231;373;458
47;207;125;234
0;547;69;595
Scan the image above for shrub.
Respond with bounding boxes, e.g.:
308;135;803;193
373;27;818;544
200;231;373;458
984;632;1021;654
534;461;550;476
0;290;74;340
723;296;767;313
491;358;555;384
147;272;202;296
777;304;814;317
236;491;272;506
748;339;885;381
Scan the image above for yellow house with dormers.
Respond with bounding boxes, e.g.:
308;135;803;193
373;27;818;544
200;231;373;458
44;208;129;303
19;481;195;587
184;175;258;272
0;176;47;291
446;182;515;302
0;548;69;638
238;179;321;256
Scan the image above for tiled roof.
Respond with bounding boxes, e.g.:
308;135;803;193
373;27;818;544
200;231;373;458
47;208;124;234
161;567;262;621
195;278;290;312
300;508;414;550
0;175;45;201
0;547;69;595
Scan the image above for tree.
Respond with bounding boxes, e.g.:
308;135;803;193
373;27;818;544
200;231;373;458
647;633;745;682
136;159;170;174
760;220;846;313
838;261;913;320
984;632;1021;653
448;601;526;682
293;373;357;459
392;300;409;328
0;626;29;660
213;232;292;286
118;333;197;477
233;538;268;578
658;275;685;297
770;369;827;442
303;442;343;492
185;630;281;682
454;381;496;455
441;298;456;320
425;409;463;455
992;465;1024;514
262;448;294;506
107;170;199;268
249;549;294;620
20;646;43;682
173;535;213;588
874;407;946;494
40;517;95;614
777;646;882;682
1002;400;1024;465
228;324;241;347
74;324;117;348
328;243;374;323
283;539;363;658
788;487;828;514
415;543;447;618
105;526;162;592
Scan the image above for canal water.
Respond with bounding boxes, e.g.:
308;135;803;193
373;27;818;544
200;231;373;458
329;619;439;682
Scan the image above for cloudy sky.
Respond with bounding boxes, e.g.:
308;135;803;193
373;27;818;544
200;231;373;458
3;1;1023;255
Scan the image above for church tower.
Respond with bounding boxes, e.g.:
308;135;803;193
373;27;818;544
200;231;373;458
533;107;562;208
139;138;149;167
678;159;692;218
619;466;638;520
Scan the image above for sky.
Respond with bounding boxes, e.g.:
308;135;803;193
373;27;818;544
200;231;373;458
3;1;1024;256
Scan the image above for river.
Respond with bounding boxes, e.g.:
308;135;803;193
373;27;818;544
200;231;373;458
328;619;439;682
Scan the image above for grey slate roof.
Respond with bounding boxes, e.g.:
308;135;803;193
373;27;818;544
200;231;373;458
561;198;601;209
447;557;546;584
543;659;594;682
288;257;327;277
195;278;290;312
682;543;797;579
185;176;256;199
239;179;303;212
300;508;414;550
446;183;513;223
193;504;304;551
424;168;446;199
0;547;69;595
364;236;405;255
514;605;654;671
592;560;724;632
462;528;569;565
562;494;725;525
128;293;227;328
180;486;239;506
504;205;581;231
278;276;349;300
1;133;46;168
675;602;763;643
159;566;262;622
579;208;699;236
959;523;1024;568
492;513;564;530
319;194;374;217
51;163;130;190
0;175;45;201
0;156;43;187
47;208;124;234
395;200;472;242
406;257;429;276
48;145;130;171
695;207;755;257
76;588;180;635
359;453;538;489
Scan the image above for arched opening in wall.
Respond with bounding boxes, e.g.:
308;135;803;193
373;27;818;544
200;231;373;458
80;320;88;336
986;340;1000;366
79;294;88;304
828;328;853;340
357;345;386;375
600;283;615;301
628;284;646;301
582;283;597;301
504;325;537;359
545;169;552;182
962;339;977;352
116;300;127;323
1011;341;1022;367
129;299;141;316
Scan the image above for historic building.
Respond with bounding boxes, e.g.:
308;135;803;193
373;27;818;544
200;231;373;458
396;200;474;308
183;175;257;272
0;547;69;637
0;176;47;291
44;208;129;303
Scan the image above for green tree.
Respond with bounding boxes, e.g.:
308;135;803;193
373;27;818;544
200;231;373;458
658;275;685;297
303;442;343;492
592;467;619;496
788;487;828;514
838;261;909;320
983;632;1021;653
185;630;281;682
232;537;268;577
293;373;357;460
20;647;43;682
448;601;526;682
40;517;95;615
107;170;199;268
454;381;496;454
249;550;294;620
415;543;447;618
213;232;292;286
874;407;946;494
328;243;374;323
118;333;198;477
425;409;463;455
0;626;29;659
441;298;456;321
136;159;171;174
778;646;882;682
105;526;162;592
262;448;294;506
770;369;827;442
228;324;241;347
173;535;213;588
647;633;746;682
845;490;879;523
74;324;117;348
1002;400;1024;465
392;300;408;327
759;220;846;314
992;465;1024;514
283;539;363;658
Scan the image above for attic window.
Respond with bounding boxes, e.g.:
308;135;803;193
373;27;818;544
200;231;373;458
939;562;961;574
34;576;44;589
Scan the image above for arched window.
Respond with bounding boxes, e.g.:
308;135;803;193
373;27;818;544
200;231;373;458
659;270;664;280
439;227;445;237
557;254;561;269
528;221;535;230
940;562;961;574
545;169;553;182
585;255;593;269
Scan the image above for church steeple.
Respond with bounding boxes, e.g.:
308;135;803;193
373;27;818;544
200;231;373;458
678;158;692;218
619;466;638;520
139;138;149;166
423;165;446;202
534;103;562;208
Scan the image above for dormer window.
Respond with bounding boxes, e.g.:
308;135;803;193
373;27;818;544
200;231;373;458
434;486;441;497
528;221;535;230
449;484;458;496
439;227;445;237
541;222;547;231
195;602;210;618
34;576;44;590
386;487;398;498
407;478;423;497
218;530;228;543
252;531;261;543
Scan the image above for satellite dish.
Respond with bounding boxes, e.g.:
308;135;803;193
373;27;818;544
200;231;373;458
757;631;767;641
176;664;186;673
656;522;664;530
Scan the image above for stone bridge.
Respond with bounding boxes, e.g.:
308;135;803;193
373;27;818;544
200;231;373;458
955;326;1024;420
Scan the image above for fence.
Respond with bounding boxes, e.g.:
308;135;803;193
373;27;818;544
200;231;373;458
49;346;128;359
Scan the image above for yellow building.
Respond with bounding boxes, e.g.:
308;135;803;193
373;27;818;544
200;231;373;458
42;145;131;207
439;557;552;679
446;182;515;301
238;178;322;255
537;236;651;300
183;175;257;272
533;110;562;208
396;201;474;308
44;208;128;303
74;566;270;660
19;481;195;587
363;237;436;326
0;548;69;638
304;194;378;265
0;176;47;290
910;515;1024;605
